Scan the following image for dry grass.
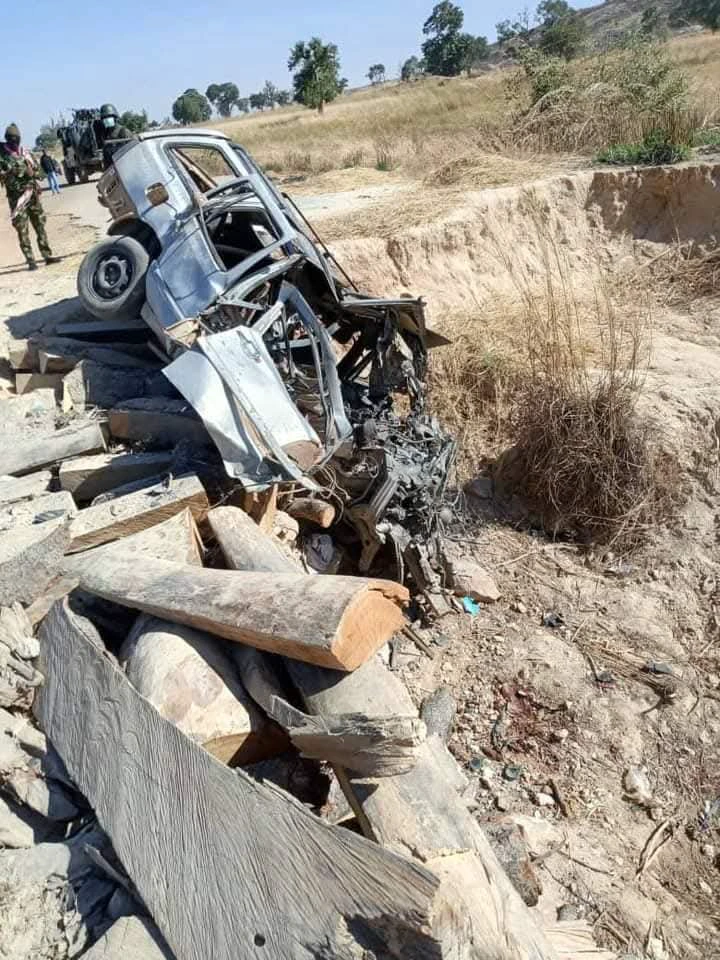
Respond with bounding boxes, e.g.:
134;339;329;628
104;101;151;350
428;224;682;546
648;241;720;302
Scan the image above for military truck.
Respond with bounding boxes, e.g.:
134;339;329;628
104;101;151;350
57;109;105;184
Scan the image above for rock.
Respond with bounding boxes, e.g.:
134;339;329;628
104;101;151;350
3;766;80;821
646;937;669;960
484;821;541;906
700;843;716;858
557;903;582;921
686;919;704;941
623;765;653;806
420;686;456;743
699;880;713;896
534;792;555;808
551;728;569;744
494;792;511;812
512;601;528;615
0;795;35;847
465;476;493;500
447;557;501;603
503;764;523;782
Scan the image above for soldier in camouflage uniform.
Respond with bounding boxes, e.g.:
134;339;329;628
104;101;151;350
0;123;60;270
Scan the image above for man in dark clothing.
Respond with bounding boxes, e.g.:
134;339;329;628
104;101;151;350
97;104;133;170
40;150;60;195
0;124;60;269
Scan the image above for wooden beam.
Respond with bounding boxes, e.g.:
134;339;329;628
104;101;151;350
37;599;449;960
0;518;70;606
109;398;210;449
14;373;63;396
0;490;77;530
66;474;208;553
62;361;175;413
286;497;336;529
62;548;407;671
0;422;106;477
207;505;559;960
0;472;52;505
59;451;174;502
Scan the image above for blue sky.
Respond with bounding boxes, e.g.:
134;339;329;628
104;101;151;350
3;0;599;141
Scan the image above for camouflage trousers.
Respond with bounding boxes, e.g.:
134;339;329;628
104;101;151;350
8;196;52;263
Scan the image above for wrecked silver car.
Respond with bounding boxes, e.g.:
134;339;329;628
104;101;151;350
77;129;454;581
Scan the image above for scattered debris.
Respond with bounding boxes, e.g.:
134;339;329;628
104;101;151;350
462;596;481;615
623;766;654;808
420;686;457;742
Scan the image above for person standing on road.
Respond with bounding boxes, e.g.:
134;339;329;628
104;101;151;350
0;124;60;270
40;149;61;195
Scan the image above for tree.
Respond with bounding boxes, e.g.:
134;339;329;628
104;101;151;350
235;97;250;113
672;0;720;30
537;1;587;59
421;2;483;76
119;110;149;133
401;55;423;81
205;82;240;118
288;37;343;113
262;80;279;109
35;117;63;150
640;4;665;35
367;63;386;85
172;89;212;124
496;7;533;48
249;92;266;111
461;34;489;73
275;89;292;106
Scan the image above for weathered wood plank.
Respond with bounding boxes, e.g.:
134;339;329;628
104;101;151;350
108;399;210;450
0;422;106;477
286;497;336;528
208;505;559;960
0;518;70;606
66;474;208;553
59;451;174;502
81;916;174;960
62;361;175;413
37;600;449;960
0;471;52;505
62;549;407;671
15;372;64;396
0;490;77;531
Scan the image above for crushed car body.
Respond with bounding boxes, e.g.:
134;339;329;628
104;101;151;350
78;128;454;582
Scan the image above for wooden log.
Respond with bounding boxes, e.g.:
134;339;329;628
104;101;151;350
109;398;210;449
208;505;559;960
15;372;63;396
62;549;407;671
121;617;287;766
233;644;424;776
0;490;77;530
0;471;52;505
0;517;70;606
59;451;174;502
37;599;450;960
286;497;336;529
82;917;174;960
0;422;106;477
62;360;175;413
66;474;208;553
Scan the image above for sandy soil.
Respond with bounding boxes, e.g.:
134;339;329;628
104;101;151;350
0;163;719;960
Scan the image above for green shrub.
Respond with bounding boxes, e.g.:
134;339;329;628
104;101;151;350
597;129;691;165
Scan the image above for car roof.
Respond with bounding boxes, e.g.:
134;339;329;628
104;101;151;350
137;127;230;142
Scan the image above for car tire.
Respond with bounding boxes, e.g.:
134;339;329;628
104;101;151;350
65;166;77;185
79;167;89;184
77;236;150;322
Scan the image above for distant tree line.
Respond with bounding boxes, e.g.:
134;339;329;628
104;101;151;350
400;2;490;82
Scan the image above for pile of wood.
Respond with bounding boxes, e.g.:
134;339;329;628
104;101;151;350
0;317;610;960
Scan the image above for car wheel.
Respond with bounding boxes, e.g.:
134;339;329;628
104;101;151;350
79;167;89;183
65;166;77;185
77;236;150;322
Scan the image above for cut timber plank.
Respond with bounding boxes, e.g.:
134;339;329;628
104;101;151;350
0;422;106;477
81;917;174;960
0;472;52;505
66;474;208;553
62;361;176;413
0;518;70;606
54;316;148;341
15;373;63;396
109;398;210;449
62;550;407;671
59;451;174;502
121;616;287;765
208;505;559;960
37;600;448;960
